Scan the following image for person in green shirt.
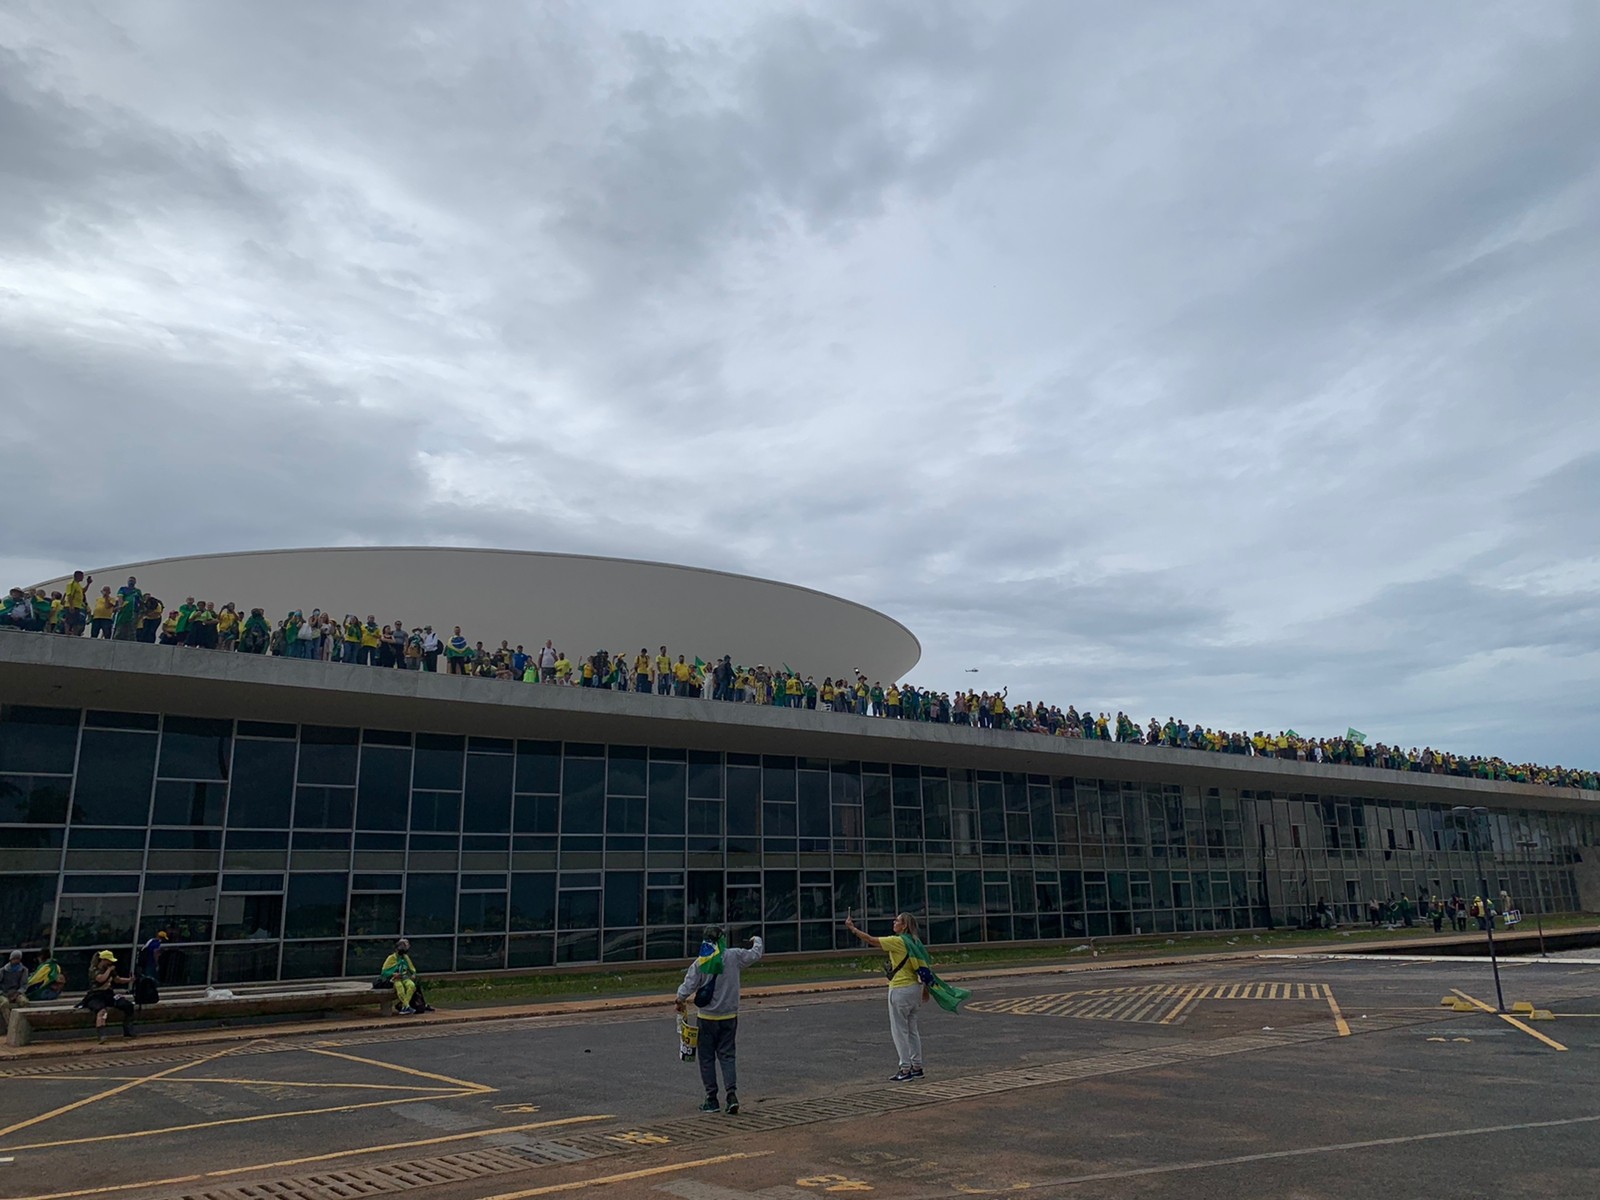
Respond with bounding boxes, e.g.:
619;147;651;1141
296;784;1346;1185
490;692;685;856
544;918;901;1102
379;939;432;1014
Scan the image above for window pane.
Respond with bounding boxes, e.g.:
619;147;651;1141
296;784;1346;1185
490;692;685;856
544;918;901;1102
414;734;465;790
217;893;284;940
349;893;402;936
0;706;78;774
510;873;555;930
159;716;232;780
405;873;457;935
151;780;227;827
464;755;512;833
515;741;561;793
604;872;642;928
297;726;358;786
0;775;71;824
285;874;348;938
357;746;411;831
0;876;56;946
229;740;296;828
73;730;156;826
561;759;603;835
139;873;217;942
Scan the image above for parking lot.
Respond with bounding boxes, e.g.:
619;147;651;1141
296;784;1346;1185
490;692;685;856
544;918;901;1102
3;953;1598;1200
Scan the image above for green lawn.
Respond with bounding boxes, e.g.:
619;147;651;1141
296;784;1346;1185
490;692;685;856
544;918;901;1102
426;913;1594;1008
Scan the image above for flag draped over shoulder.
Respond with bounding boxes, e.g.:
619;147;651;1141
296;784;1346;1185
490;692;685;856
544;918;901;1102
694;936;726;976
895;932;971;1014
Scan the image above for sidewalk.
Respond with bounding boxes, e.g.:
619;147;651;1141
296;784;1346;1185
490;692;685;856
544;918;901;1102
5;924;1592;1062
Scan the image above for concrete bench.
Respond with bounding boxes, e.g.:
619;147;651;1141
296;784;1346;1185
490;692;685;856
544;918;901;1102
5;982;389;1047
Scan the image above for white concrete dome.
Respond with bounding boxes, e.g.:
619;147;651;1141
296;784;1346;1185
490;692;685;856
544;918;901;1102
38;547;922;682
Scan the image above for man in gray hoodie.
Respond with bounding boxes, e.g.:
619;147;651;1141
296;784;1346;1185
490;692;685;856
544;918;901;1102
675;925;764;1114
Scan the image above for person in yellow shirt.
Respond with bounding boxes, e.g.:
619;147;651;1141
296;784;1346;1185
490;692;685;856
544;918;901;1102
61;571;89;636
216;603;239;651
673;654;692;696
844;912;930;1081
89;586;117;639
885;685;901;719
785;674;803;705
634;648;652;694
655;647;672;696
554;654;573;683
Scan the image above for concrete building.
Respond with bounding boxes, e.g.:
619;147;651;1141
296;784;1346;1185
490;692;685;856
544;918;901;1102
35;547;922;685
1;633;1596;986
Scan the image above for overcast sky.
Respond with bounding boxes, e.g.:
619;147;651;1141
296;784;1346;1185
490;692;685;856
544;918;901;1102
2;2;1597;766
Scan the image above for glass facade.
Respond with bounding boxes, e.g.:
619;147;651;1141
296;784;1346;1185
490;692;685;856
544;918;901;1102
2;703;1592;986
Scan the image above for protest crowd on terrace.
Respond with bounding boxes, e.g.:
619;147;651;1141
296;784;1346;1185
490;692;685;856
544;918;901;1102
6;572;1597;792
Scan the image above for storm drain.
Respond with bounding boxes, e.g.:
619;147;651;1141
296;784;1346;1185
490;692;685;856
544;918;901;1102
151;1016;1437;1200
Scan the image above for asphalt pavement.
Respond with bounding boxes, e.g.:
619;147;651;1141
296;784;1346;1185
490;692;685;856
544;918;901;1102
2;953;1598;1200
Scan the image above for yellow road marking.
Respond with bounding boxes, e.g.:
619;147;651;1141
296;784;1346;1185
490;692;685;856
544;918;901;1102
0;1090;477;1153
478;1151;774;1199
304;1045;496;1093
0;1041;246;1142
1450;988;1568;1051
1325;992;1351;1037
1160;985;1202;1025
9;1076;461;1093
8;1115;614;1200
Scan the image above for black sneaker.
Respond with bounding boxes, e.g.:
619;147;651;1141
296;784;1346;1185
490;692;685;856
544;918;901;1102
725;1091;740;1114
910;1066;923;1079
699;1097;720;1112
889;1068;915;1082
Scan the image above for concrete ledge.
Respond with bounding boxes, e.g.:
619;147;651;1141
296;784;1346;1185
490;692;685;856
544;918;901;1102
3;633;1593;812
5;984;387;1047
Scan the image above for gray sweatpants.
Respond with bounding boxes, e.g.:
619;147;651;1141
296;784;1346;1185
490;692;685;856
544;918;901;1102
888;985;923;1068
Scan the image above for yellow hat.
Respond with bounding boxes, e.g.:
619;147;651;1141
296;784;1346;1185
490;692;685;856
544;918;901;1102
96;950;116;961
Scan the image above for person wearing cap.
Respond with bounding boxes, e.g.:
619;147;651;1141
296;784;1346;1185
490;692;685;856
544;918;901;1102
381;939;431;1015
674;924;764;1114
81;951;136;1041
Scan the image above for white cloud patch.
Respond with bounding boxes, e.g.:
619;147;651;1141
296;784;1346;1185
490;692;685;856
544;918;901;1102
2;0;1598;766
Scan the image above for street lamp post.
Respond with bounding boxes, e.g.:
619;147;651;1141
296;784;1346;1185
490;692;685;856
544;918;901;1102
1452;805;1506;1013
1515;836;1548;957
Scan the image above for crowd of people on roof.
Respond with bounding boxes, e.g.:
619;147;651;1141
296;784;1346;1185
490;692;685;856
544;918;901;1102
6;570;1596;792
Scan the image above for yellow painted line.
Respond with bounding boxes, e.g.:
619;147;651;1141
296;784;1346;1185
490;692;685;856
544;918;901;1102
1449;988;1567;1051
1160;985;1202;1025
0;1040;245;1142
1326;992;1351;1037
0;1090;476;1153
8;1115;614;1200
1501;1015;1568;1051
303;1045;496;1093
478;1150;773;1199
8;1076;461;1093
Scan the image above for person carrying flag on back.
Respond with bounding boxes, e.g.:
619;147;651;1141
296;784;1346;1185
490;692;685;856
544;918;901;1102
845;912;970;1081
675;925;763;1114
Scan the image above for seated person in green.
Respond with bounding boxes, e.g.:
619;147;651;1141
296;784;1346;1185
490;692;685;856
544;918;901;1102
380;939;432;1015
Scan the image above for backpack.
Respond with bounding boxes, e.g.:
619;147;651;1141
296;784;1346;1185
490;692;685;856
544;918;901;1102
134;976;160;1006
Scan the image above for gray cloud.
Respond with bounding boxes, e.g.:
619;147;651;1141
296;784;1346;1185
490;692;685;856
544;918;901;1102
2;0;1597;768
